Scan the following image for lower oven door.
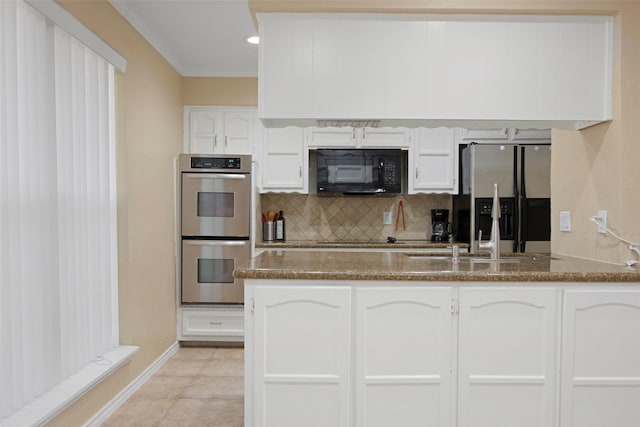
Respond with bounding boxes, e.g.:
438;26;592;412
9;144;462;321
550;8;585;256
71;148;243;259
181;239;250;304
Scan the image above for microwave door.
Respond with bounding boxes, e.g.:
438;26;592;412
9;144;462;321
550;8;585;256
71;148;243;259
328;165;368;183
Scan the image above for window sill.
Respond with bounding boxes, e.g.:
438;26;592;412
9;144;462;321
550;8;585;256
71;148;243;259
3;345;139;427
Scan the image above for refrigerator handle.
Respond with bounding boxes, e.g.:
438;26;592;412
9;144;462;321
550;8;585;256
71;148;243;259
519;146;528;253
512;147;520;253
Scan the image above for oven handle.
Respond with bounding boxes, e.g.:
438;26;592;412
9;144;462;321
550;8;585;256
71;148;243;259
183;240;248;247
184;173;247;180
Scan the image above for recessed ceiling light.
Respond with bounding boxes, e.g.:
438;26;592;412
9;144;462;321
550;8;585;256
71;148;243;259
246;35;259;45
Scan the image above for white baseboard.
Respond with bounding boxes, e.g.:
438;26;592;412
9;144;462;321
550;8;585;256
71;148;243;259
83;342;180;427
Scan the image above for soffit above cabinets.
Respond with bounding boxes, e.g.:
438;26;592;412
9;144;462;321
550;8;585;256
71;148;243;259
257;13;613;131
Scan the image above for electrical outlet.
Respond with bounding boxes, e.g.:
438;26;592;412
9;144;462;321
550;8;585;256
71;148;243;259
383;211;392;225
597;210;607;234
560;211;571;232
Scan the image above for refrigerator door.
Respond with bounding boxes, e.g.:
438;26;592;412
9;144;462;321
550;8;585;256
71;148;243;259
471;144;516;198
519;145;551;253
520;145;551;198
470;144;517;252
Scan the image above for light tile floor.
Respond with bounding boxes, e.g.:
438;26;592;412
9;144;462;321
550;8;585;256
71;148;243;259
103;346;244;427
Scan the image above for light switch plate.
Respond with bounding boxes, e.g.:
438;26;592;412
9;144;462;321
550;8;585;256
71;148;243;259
560;211;571;232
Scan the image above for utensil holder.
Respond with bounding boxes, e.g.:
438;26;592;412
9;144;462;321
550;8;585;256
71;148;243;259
262;221;275;241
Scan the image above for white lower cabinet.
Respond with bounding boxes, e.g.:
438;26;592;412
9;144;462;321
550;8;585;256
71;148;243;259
249;285;352;427
560;290;640;427
355;287;453;427
458;288;560;427
178;306;244;342
246;283;640;427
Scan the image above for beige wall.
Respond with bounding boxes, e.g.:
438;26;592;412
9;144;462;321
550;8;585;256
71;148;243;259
49;1;183;425
182;77;258;106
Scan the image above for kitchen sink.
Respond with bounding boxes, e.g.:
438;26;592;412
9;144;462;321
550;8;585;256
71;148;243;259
315;240;405;244
405;253;557;262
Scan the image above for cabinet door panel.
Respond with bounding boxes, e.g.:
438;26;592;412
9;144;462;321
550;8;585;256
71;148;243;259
355;287;452;427
260;18;313;117
410;127;455;193
261;127;307;192
467;384;547;427
313;20;346;117
253;286;351;427
189;111;218;153
265;383;343;427
361;127;410;148
561;290;640;427
306;127;356;148
458;288;559;427
342;21;386;118
385;21;428;117
223;111;253;154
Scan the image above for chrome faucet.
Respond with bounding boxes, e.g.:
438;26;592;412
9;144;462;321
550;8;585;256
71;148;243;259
478;183;501;260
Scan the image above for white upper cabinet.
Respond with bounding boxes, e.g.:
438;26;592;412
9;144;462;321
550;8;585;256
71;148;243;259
306;126;411;148
185;106;255;154
260;126;308;193
409;127;457;194
258;14;612;130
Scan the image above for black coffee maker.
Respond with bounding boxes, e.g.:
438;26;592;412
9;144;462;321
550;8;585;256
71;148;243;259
431;209;451;242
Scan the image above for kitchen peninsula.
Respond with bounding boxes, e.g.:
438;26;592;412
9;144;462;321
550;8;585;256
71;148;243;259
236;251;640;427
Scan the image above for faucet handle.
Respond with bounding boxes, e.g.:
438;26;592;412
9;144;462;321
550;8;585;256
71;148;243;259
478;229;483;242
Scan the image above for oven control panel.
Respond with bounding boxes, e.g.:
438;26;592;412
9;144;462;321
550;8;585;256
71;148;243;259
191;157;242;169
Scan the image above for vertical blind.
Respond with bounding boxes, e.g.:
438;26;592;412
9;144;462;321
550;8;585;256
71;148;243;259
0;0;118;421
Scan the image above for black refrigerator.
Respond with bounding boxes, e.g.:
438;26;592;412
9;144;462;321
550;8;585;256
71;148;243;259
453;142;551;253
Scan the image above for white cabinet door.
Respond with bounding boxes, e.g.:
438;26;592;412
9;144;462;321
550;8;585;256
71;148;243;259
223;111;253;154
261;127;307;193
360;127;411;148
409;127;457;194
178;307;243;341
355;287;453;427
306;127;356;148
259;17;313;118
251;285;352;427
460;128;510;141
307;127;410;148
188;110;220;153
458;287;560;427
511;128;551;141
185;107;255;154
561;290;640;427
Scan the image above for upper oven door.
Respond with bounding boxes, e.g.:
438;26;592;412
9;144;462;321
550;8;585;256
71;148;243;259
181;172;250;237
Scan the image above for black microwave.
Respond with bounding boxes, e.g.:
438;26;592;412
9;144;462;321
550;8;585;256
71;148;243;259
316;149;403;195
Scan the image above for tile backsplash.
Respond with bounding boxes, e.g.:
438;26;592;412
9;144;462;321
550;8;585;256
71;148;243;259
260;194;451;242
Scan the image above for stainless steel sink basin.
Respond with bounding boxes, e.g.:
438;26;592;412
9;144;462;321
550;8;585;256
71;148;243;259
405;253;557;262
406;255;521;263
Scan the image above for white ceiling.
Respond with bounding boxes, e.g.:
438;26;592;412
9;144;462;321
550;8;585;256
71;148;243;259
109;0;259;77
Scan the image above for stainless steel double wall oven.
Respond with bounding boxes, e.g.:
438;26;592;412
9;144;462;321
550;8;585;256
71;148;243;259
180;154;251;304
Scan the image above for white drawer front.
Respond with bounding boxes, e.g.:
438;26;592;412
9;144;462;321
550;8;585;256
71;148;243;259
182;309;244;337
